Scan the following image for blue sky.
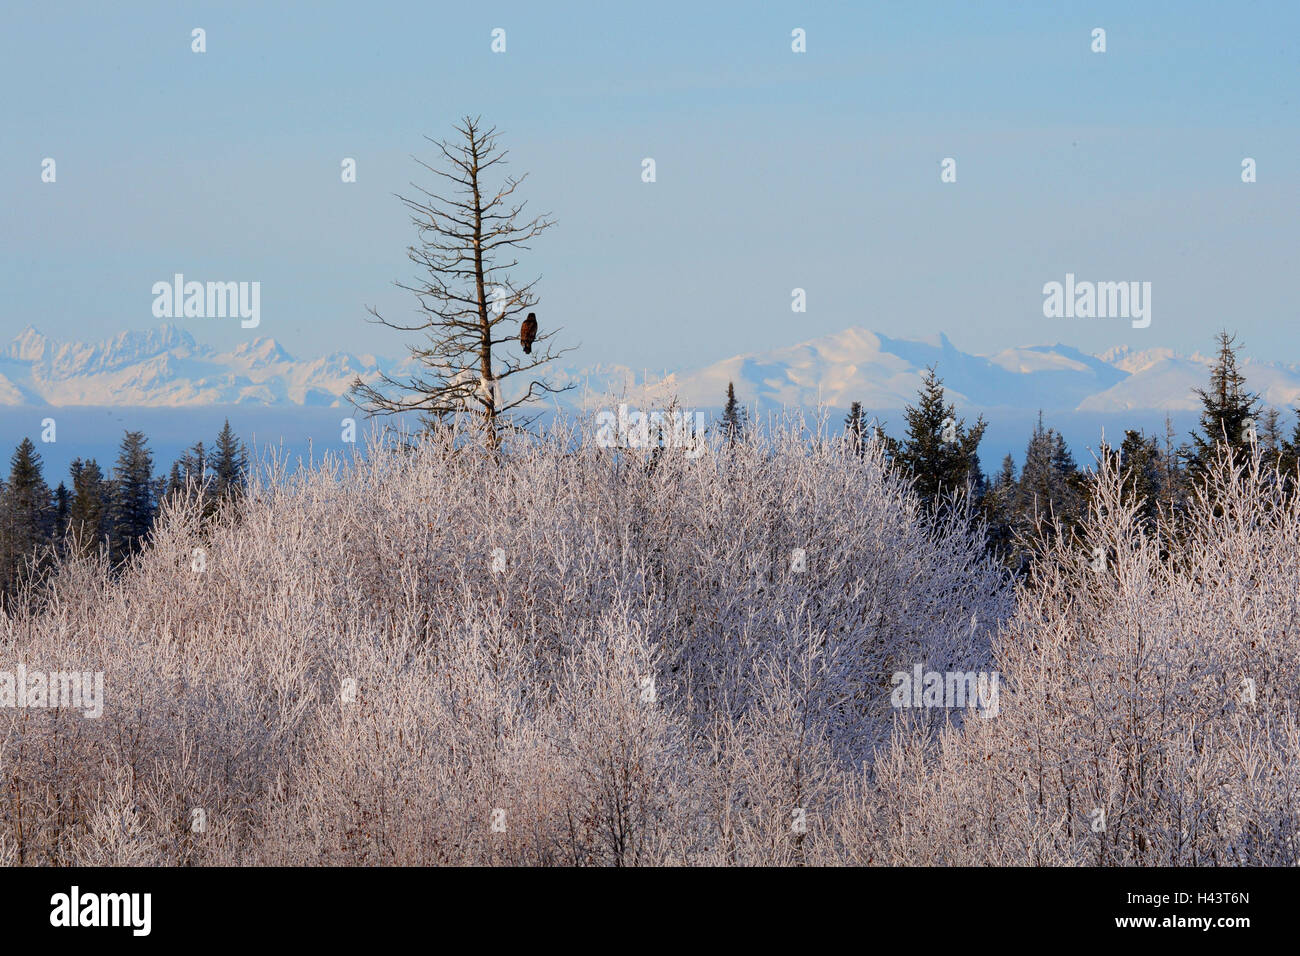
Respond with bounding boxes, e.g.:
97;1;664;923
3;0;1298;374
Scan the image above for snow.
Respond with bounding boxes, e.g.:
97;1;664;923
5;321;1300;413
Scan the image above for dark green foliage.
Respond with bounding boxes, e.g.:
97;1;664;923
109;430;157;563
53;482;70;539
1014;413;1082;530
0;421;251;593
68;457;111;556
844;401;866;457
180;440;208;488
981;453;1020;563
211;419;248;501
1118;429;1164;527
1190;331;1260;478
0;437;55;595
719;381;747;445
1278;415;1300;482
894;366;986;513
163;422;248;518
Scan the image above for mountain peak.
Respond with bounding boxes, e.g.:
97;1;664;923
229;337;293;366
5;326;48;362
0;323;1291;413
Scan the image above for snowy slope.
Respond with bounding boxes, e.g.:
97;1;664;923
3;322;1299;413
0;325;398;408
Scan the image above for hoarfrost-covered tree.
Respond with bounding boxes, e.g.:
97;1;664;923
0;409;1011;865
848;445;1300;865
8;388;1299;865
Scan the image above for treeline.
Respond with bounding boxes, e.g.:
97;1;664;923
727;330;1298;572
0;330;1286;598
0;419;247;600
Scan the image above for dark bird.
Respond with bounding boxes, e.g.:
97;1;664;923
520;312;538;354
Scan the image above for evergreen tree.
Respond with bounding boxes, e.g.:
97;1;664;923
873;420;900;463
1118;429;1163;527
164;460;185;502
981;453;1020;565
1278;413;1300;484
895;366;987;512
844;402;866;457
68;457;111;556
1052;430;1086;517
53;482;71;541
179;440;208;486
211;419;249;500
1261;406;1283;469
1161;414;1191;520
994;453;1016;490
719;382;747;445
1013;412;1083;542
1191;331;1260;477
172;439;213;516
109;431;157;563
0;438;55;594
152;473;169;517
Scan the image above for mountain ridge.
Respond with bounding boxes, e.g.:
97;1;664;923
4;323;1299;413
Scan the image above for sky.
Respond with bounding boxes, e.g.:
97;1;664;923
3;0;1298;376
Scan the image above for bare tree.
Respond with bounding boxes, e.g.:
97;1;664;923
350;116;572;437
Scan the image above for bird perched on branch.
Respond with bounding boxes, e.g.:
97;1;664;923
520;312;538;354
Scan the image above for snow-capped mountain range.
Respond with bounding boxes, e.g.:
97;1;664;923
3;323;1299;413
0;325;390;408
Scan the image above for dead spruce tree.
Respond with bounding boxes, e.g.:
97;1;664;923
350;116;571;439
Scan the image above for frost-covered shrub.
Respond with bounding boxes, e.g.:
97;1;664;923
842;447;1300;866
0;407;1007;865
